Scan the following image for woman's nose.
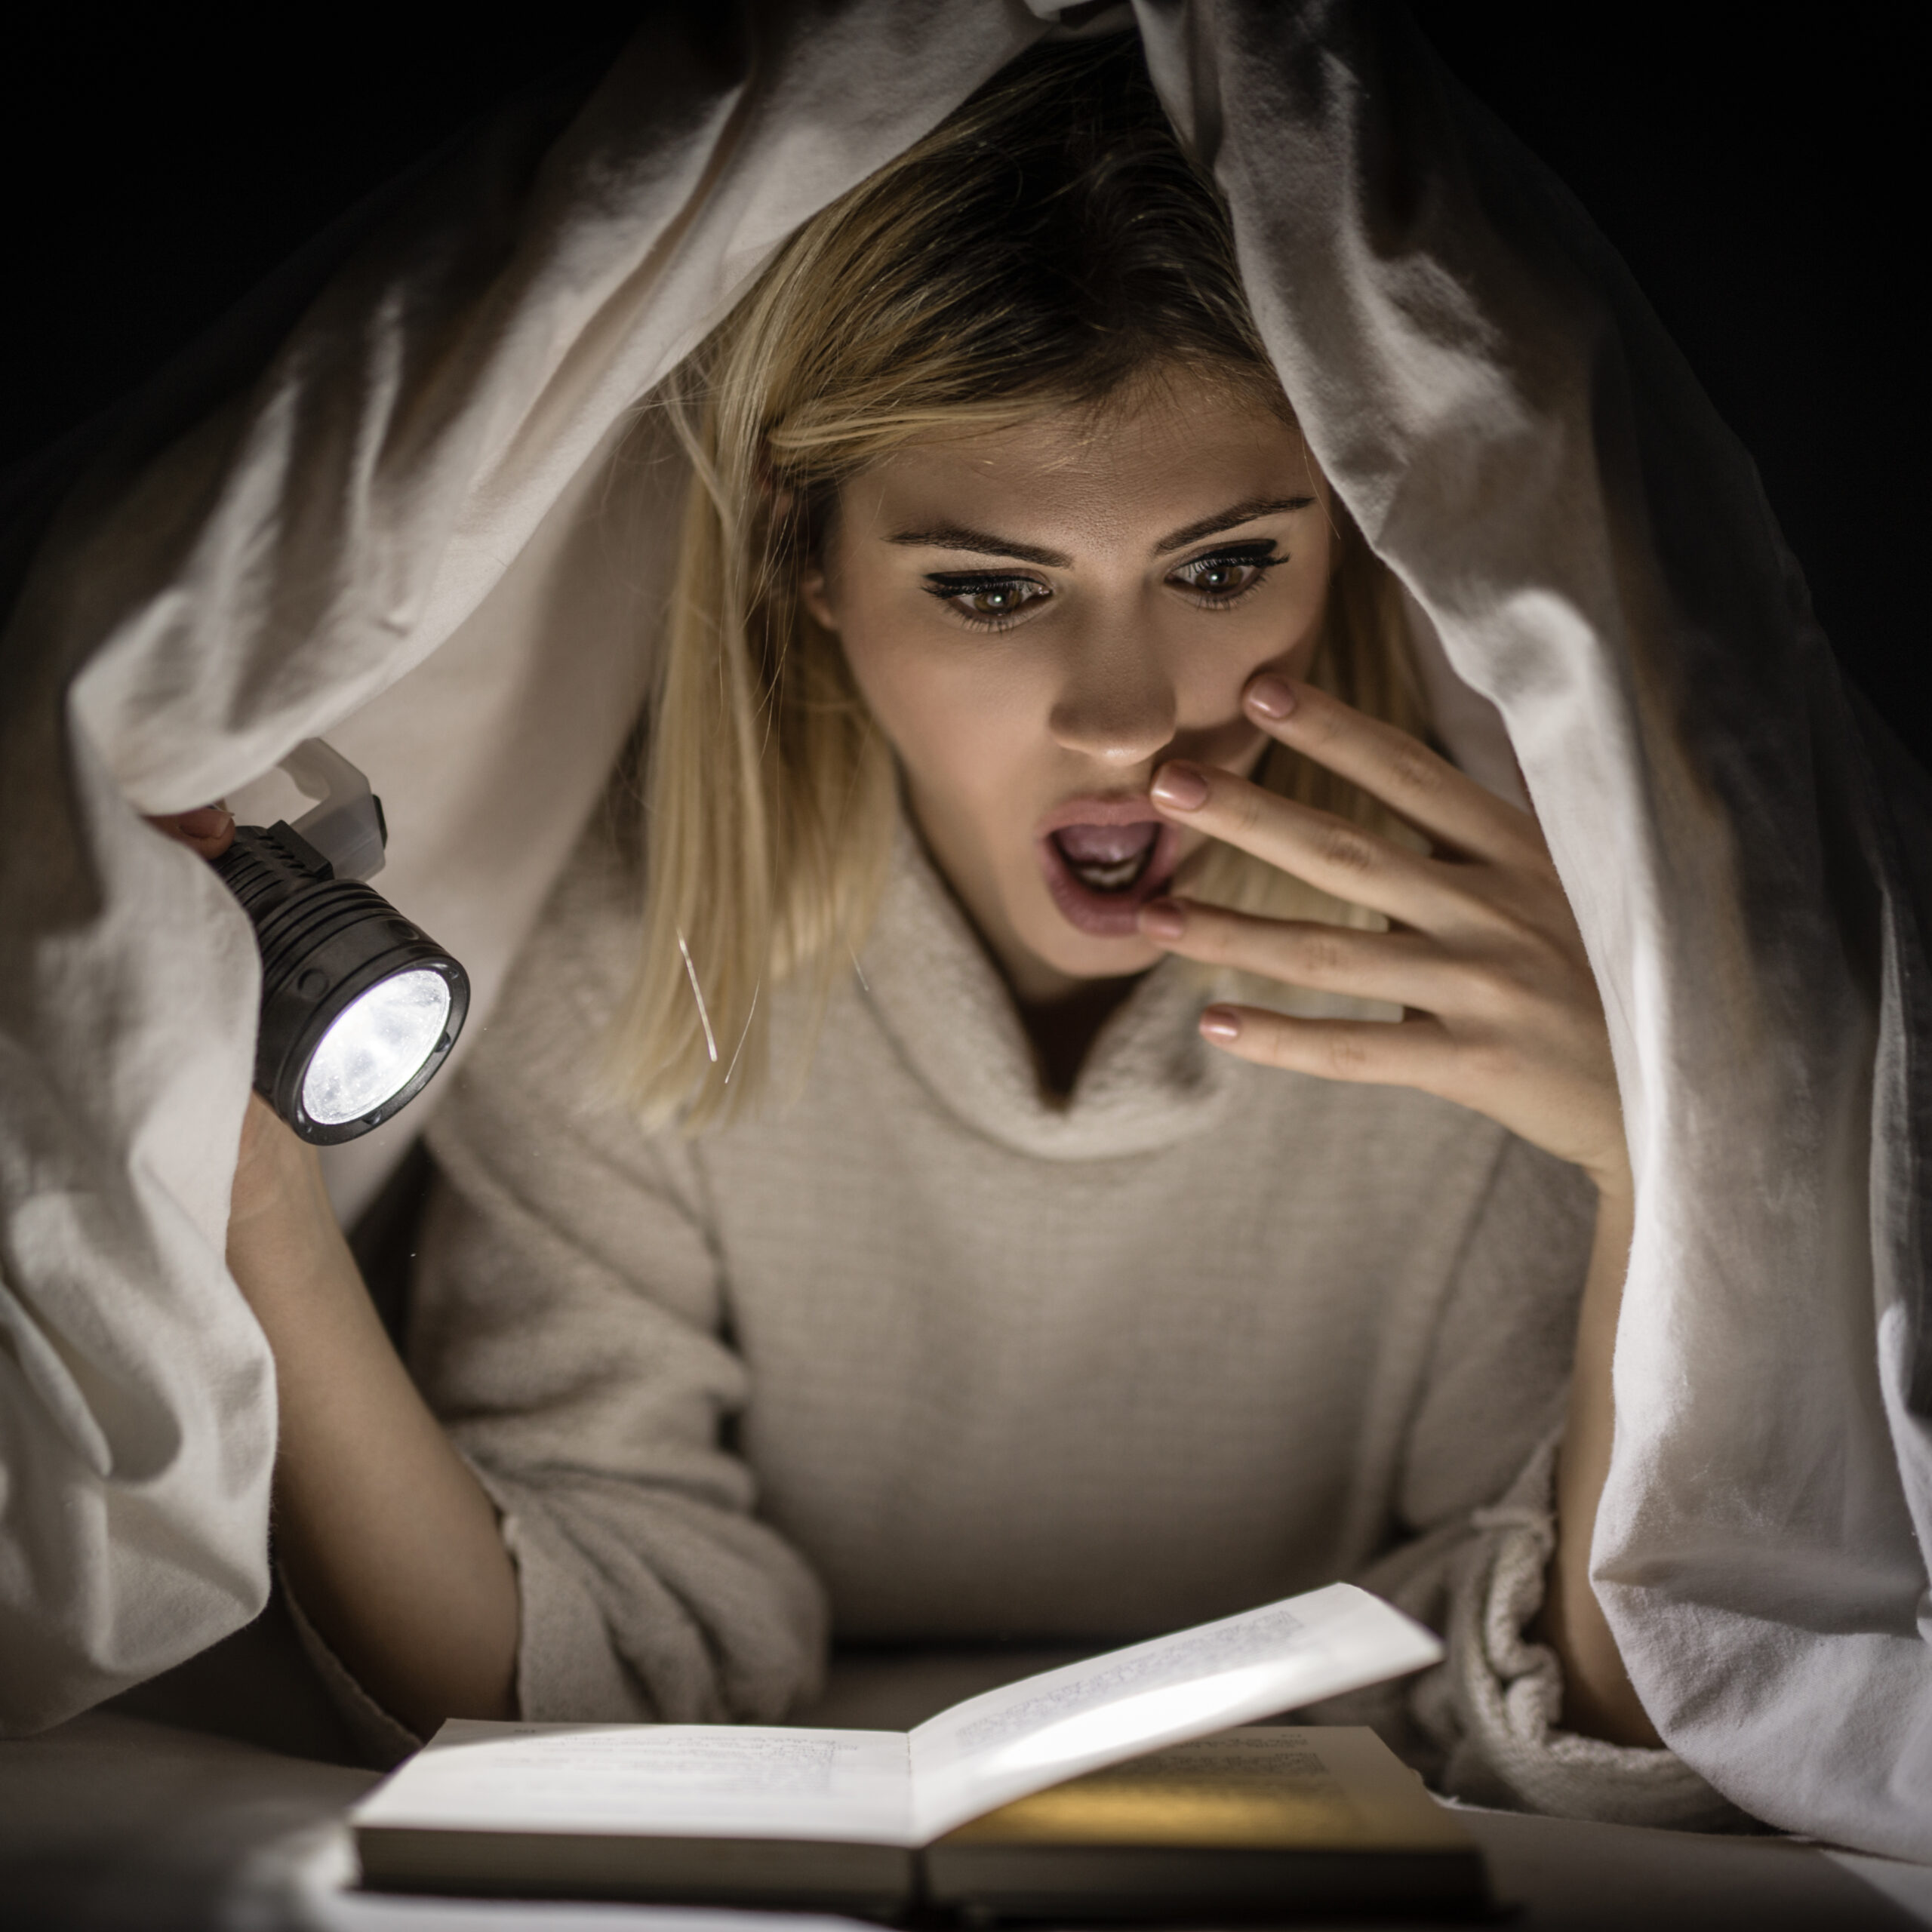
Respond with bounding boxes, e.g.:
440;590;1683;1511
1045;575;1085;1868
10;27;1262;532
1047;635;1178;765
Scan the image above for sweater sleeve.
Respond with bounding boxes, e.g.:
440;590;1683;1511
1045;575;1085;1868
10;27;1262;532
405;841;828;1726
1326;1134;1741;1829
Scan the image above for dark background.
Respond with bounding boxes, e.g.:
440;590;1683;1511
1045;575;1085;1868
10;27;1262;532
3;8;1923;760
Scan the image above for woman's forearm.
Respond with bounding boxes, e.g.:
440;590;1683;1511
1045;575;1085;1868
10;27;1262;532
1540;1183;1660;1746
226;1102;518;1737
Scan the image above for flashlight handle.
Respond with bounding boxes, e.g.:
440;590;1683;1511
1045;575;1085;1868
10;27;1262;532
282;739;388;882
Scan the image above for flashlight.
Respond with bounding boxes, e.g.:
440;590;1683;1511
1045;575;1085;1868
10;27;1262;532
214;741;469;1145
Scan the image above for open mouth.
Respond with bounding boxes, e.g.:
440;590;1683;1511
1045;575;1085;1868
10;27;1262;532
1037;814;1180;938
1056;823;1161;894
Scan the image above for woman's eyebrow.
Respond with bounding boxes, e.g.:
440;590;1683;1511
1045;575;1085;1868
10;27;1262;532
885;524;1072;568
884;495;1314;568
1152;495;1316;555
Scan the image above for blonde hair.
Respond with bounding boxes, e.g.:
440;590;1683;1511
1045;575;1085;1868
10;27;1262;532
614;37;1425;1131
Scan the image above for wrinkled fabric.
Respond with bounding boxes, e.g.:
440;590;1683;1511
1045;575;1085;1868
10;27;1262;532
0;0;1926;1855
1128;2;1932;1854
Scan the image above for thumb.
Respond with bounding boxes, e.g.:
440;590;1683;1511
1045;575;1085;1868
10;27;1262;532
147;804;236;860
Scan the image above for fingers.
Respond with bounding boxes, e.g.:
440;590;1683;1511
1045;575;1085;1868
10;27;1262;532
1241;673;1543;865
1198;1001;1459;1093
1150;758;1470;931
147;804;235;860
1138;897;1460;1012
1154;678;1619;1173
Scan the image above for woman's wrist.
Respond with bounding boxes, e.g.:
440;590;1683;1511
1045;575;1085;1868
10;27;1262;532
1540;1171;1659;1746
225;1097;361;1322
1586;1152;1635;1215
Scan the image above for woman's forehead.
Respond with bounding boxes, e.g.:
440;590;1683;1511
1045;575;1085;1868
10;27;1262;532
844;378;1323;559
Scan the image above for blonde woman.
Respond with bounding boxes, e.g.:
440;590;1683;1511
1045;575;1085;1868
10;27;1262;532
169;38;1724;1823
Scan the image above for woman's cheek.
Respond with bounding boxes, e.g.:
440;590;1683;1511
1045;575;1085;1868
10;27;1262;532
1177;618;1315;758
842;629;1002;814
905;661;1041;811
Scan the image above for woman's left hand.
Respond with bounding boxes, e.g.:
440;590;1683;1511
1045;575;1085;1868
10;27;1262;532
1140;672;1629;1201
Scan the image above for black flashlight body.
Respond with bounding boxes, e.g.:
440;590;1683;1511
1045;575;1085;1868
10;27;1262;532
214;820;470;1144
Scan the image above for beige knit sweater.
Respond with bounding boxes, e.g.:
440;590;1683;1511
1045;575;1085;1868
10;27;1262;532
404;817;1730;1826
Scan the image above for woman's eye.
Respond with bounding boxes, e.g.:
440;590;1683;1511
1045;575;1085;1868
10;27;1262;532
924;576;1050;626
1172;547;1281;602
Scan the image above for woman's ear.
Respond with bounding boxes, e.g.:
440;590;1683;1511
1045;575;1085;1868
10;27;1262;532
770;466;838;631
798;561;838;632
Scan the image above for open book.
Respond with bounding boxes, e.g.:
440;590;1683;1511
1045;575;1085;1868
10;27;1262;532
353;1583;1481;1915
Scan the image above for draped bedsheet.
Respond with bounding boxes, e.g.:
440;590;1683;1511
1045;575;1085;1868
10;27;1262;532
2;0;1925;1857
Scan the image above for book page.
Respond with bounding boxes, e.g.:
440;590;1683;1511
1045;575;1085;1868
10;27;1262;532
940;1729;1473;1851
906;1584;1441;1841
352;1721;919;1847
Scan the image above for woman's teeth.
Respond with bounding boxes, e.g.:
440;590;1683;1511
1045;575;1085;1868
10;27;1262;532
1075;857;1144;891
1053;824;1158;894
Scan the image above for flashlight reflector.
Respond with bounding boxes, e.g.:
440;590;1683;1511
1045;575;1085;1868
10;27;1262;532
301;968;454;1126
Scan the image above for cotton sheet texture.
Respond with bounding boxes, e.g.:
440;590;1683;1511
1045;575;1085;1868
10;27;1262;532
1;0;1927;1859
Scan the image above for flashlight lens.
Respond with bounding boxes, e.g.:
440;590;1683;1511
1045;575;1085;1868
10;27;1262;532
300;968;454;1127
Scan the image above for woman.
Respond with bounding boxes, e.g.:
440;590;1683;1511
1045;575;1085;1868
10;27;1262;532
165;38;1721;1825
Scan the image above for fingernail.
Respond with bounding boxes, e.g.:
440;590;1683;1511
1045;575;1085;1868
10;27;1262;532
1139;898;1186;941
1246;674;1297;720
1200;1006;1242;1041
177;806;234;836
1150;761;1208;811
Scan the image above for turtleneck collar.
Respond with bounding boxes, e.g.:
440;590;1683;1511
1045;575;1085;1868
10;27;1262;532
853;821;1236;1162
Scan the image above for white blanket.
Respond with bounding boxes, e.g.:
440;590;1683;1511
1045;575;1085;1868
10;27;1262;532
2;0;1926;1857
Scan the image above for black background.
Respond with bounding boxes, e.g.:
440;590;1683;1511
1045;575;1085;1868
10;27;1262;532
3;8;1923;761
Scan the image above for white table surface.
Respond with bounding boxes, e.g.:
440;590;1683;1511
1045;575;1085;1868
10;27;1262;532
5;1653;1930;1932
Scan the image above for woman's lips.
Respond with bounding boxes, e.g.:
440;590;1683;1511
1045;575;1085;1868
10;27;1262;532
1035;801;1180;938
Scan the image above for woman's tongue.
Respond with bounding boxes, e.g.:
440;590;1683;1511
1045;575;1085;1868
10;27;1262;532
1053;822;1159;894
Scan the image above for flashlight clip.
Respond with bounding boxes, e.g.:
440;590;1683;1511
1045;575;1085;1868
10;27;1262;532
280;740;388;883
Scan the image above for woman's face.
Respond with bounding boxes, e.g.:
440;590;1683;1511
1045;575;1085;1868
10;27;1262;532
802;368;1335;1005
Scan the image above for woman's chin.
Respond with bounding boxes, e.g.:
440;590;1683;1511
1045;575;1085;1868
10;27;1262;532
1012;902;1166;990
